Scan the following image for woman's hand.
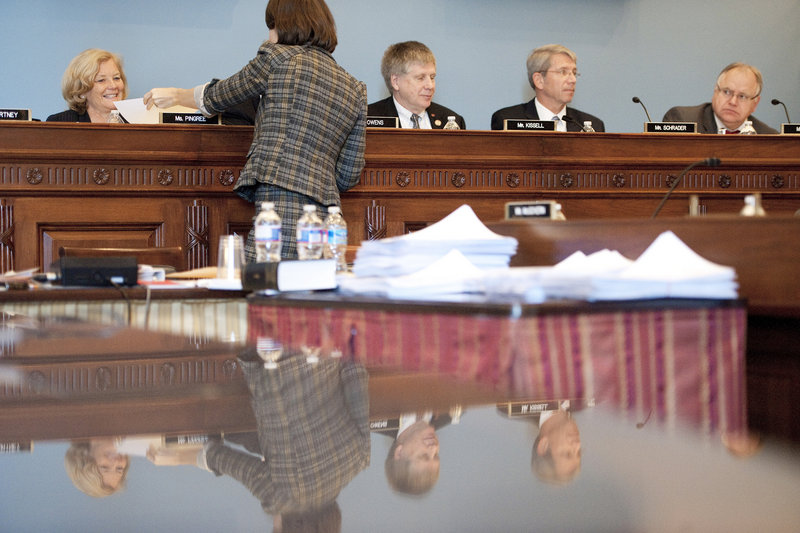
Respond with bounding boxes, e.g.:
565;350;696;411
143;87;196;110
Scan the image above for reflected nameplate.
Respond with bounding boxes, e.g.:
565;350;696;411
160;112;221;125
0;109;31;121
504;119;556;131
0;441;33;453
366;116;399;128
780;123;800;135
645;121;697;133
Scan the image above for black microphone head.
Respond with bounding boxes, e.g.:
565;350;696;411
632;96;641;103
771;98;781;105
704;157;721;167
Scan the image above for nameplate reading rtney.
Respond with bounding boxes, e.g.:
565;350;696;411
504;119;556;131
781;123;800;135
645;121;697;133
366;116;399;128
0;109;31;121
159;112;221;125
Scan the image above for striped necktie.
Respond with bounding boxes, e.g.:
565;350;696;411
410;114;421;129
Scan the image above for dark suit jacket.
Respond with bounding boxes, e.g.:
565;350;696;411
367;96;466;129
662;103;777;134
205;355;370;515
491;99;605;132
46;109;91;122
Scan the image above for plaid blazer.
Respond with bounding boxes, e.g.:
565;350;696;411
204;42;367;206
205;356;370;514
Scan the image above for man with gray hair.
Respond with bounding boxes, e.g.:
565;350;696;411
662;62;777;134
491;43;605;131
368;41;466;129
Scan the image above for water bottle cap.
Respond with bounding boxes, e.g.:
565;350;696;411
303;204;316;212
447;116;455;120
328;206;340;214
261;201;274;210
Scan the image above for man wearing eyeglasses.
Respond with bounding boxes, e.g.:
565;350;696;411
490;44;605;131
662;63;777;134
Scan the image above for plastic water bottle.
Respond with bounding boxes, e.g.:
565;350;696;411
254;201;281;262
324;206;348;272
740;120;757;135
740;193;766;216
582;121;595;132
109;110;122;123
296;204;324;260
443;116;460;130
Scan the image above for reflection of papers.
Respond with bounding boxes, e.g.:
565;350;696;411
114;98;200;124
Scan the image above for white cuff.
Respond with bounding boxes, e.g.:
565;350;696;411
193;83;212;117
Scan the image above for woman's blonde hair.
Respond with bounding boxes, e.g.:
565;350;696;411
64;441;129;498
61;49;128;114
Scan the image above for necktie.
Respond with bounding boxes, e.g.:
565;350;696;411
410;114;421;129
553;115;565;132
726;129;740;134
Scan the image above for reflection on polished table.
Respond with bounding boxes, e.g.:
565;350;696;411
4;292;798;531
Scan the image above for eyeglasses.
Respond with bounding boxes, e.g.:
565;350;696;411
715;85;759;103
540;68;580;78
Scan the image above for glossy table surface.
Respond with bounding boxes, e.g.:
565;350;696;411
1;295;799;532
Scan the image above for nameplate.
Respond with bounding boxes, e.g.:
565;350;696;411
160;112;221;125
645;121;697;133
498;400;562;417
366;116;399;128
369;418;400;431
0;109;31;121
0;441;33;453
505;200;556;219
504;119;556;131
164;434;213;446
781;123;800;135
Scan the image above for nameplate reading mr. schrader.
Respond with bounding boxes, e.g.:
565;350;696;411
366;116;399;128
0;109;31;121
159;112;221;125
504;119;556;131
645;121;697;133
781;123;800;135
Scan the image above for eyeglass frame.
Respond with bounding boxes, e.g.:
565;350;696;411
715;84;759;104
538;68;581;78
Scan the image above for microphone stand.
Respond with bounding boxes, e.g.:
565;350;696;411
651;158;721;218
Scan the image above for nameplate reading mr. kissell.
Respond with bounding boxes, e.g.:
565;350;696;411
504;119;556;131
160;112;221;125
781;123;800;135
0;109;31;121
366;116;399;128
645;121;697;133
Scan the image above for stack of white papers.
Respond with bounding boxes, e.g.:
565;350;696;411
352;204;518;277
587;230;738;300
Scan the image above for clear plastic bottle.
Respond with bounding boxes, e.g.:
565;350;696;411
443;116;460;130
582;121;595;133
254;201;282;262
739;120;757;135
108;110;122;123
296;204;324;260
740;193;766;216
324;206;348;272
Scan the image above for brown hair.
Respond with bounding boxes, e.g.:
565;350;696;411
61;49;128;114
265;0;337;53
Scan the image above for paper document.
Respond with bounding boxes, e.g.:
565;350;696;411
114;98;200;124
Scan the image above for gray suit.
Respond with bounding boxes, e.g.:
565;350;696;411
662;102;777;134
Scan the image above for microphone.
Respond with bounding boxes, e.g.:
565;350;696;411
651;158;721;218
632;96;653;122
562;114;593;132
771;98;791;123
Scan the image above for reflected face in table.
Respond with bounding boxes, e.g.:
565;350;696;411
90;439;128;490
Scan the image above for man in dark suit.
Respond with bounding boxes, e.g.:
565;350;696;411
491;44;604;132
368;41;466;129
662;62;777;134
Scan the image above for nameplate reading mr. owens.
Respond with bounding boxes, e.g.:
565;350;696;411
645;121;697;133
366;116;399;128
504;119;556;131
781;123;800;135
160;113;221;125
0;109;31;121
